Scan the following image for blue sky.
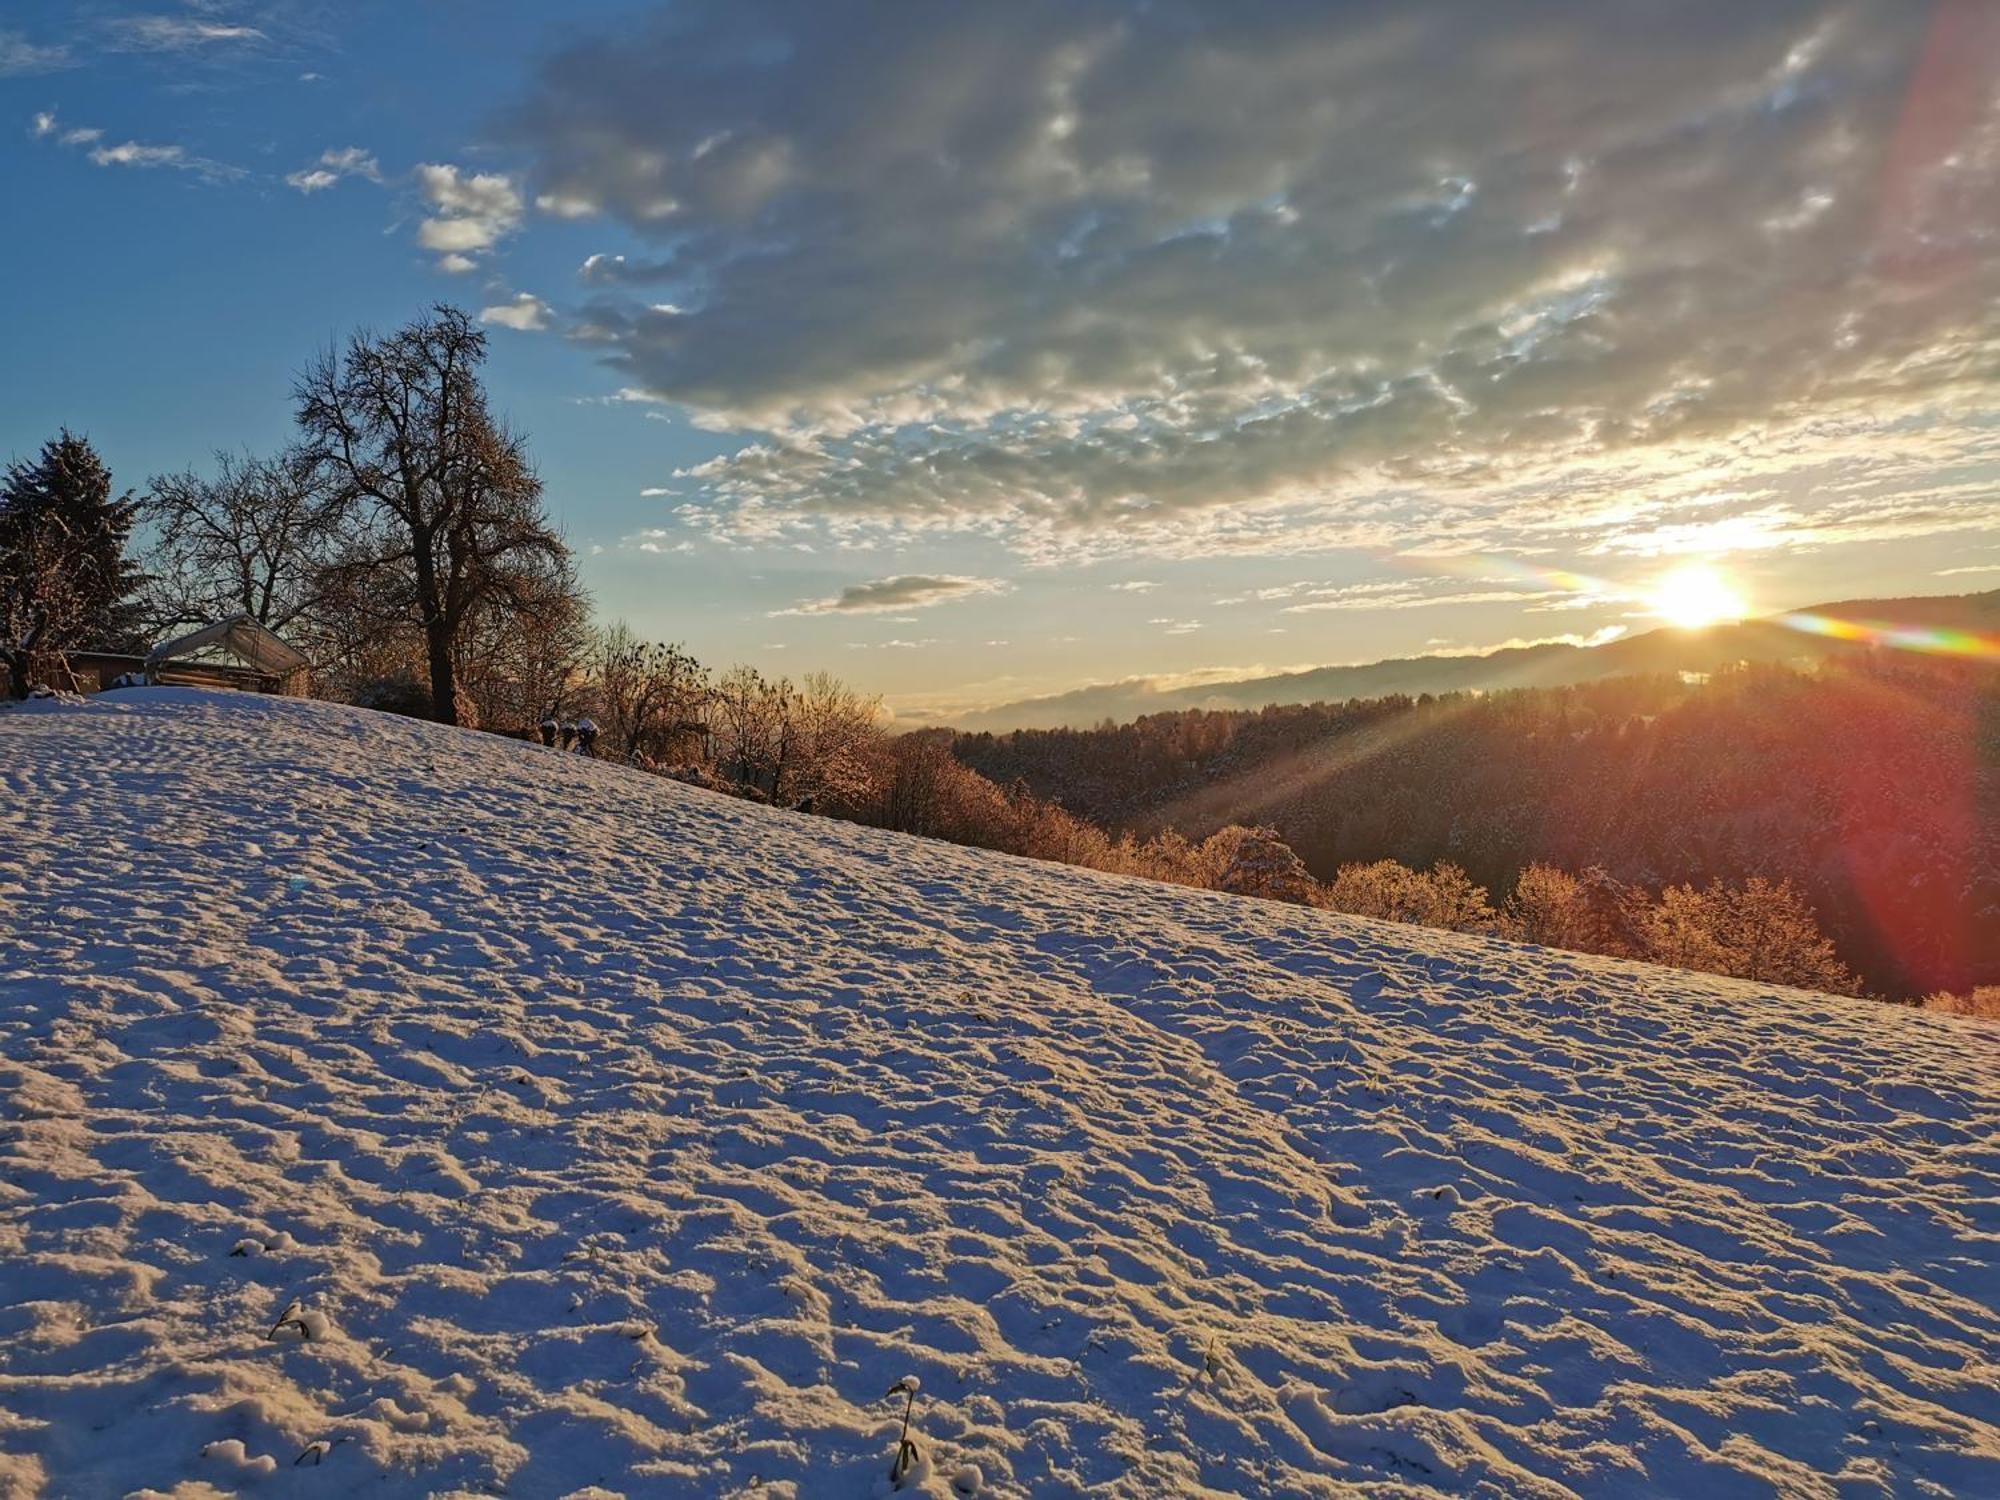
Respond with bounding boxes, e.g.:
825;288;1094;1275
4;1;1999;721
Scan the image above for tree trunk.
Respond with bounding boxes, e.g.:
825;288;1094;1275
425;620;458;726
4;649;28;700
410;526;457;727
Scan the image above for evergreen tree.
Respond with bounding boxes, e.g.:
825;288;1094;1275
0;428;145;652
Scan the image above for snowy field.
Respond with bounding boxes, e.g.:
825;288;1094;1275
1;688;1996;1499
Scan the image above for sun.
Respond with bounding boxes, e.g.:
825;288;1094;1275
1650;562;1747;629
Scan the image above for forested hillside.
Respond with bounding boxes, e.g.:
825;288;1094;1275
955;657;2000;998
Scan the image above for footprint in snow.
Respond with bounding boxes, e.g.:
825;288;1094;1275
366;1396;432;1433
200;1439;276;1477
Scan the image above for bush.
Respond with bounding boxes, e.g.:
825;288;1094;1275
1920;986;2000;1020
1211;826;1321;906
1640;877;1859;995
353;676;440;722
1324;859;1496;933
1503;864;1648;955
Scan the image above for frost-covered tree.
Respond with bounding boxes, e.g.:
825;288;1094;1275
1503;864;1648;956
1214;826;1321;906
1641;876;1858;994
788;671;882;812
1922;986;2000;1019
712;665;791;799
1323;859;1496;933
873;730;963;837
708;664;881;808
456;546;593;733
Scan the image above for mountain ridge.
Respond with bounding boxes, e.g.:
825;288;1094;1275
942;587;2000;732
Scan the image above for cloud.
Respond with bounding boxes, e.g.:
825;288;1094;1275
1;30;71;76
1109;580;1160;593
90;141;188;168
1280;581;1570;615
31;107;239;180
104;16;266;52
507;1;2000;565
772;574;1010;616
286;146;380;193
536;191;599;219
480;293;553;332
622;528;693;554
414;163;522;268
1420;624;1629;656
578;251;678;286
30;110;105;148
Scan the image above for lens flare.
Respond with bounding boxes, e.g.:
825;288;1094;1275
1649;563;1747;629
1775;611;2000;661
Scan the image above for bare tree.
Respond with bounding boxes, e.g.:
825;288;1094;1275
787;671;882;811
294;305;566;725
141;448;341;637
594;623;711;766
713;665;791;798
455;547;593;733
1;509;94;697
873;730;960;836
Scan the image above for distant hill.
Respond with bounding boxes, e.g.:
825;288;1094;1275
947;588;2000;731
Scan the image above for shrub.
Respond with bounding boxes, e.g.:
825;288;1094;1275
1640;877;1860;995
1324;859;1496;933
1211;826;1321;906
1503;863;1646;955
1920;986;2000;1020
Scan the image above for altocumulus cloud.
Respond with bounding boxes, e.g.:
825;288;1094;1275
481;293;554;332
772;575;1011;617
286;146;380;194
415;163;522;271
513;0;2000;562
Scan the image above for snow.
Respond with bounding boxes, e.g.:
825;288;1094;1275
2;687;1996;1498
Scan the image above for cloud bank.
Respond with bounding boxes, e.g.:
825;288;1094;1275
509;0;2000;563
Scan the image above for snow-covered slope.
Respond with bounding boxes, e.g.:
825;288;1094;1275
2;689;1996;1499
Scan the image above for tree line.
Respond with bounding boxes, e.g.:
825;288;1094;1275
5;304;1993;1016
954;658;2000;1008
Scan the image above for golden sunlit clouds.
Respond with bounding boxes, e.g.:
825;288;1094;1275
1650;562;1748;628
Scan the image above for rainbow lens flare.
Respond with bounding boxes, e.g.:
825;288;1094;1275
1776;612;2000;660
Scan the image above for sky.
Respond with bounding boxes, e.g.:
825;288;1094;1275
4;0;1999;722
